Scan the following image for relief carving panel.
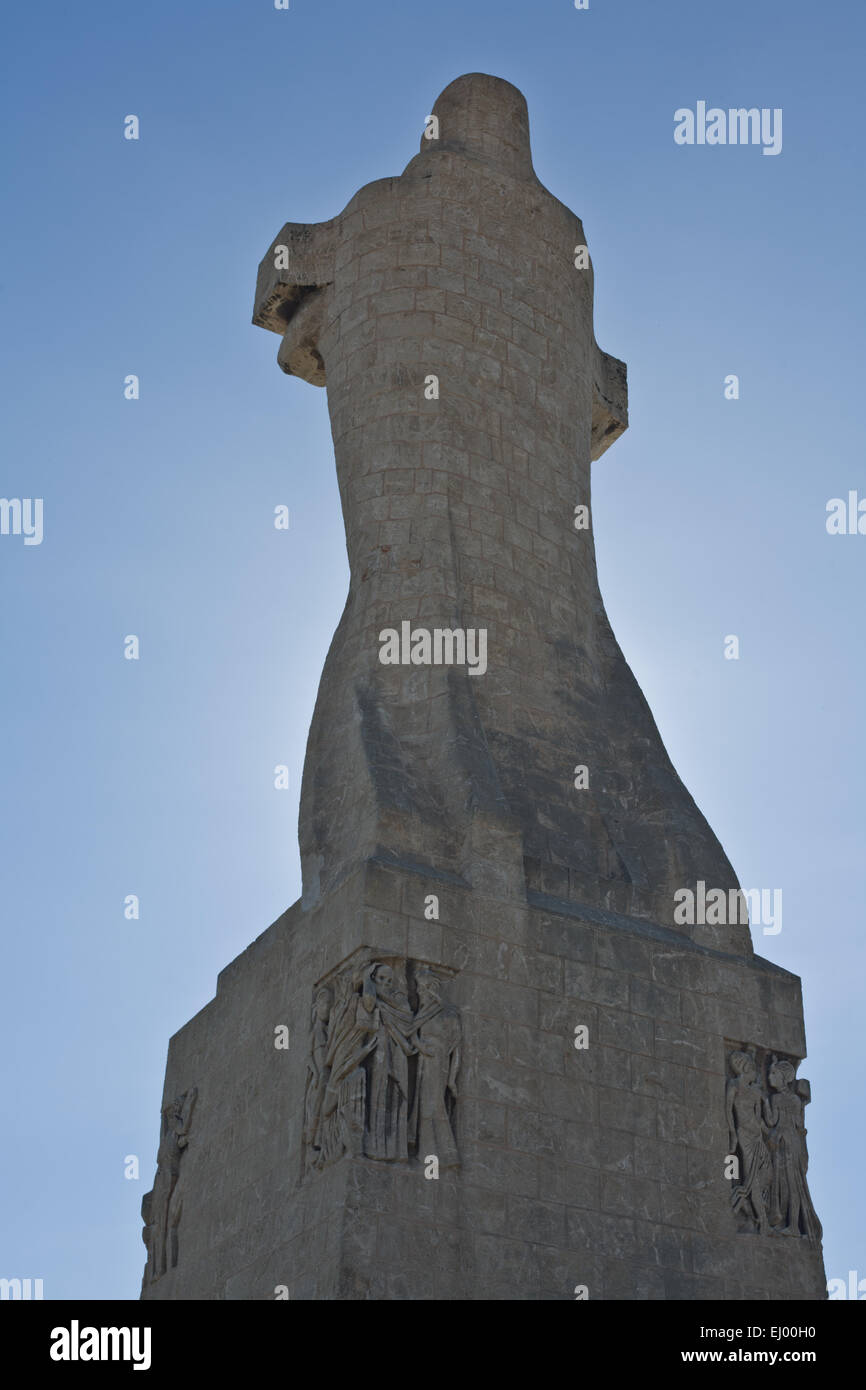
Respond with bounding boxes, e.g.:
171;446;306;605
726;1046;821;1242
303;956;460;1173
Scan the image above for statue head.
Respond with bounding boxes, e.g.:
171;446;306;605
313;986;332;1023
730;1051;756;1080
371;963;394;991
768;1058;796;1091
416;969;442;1004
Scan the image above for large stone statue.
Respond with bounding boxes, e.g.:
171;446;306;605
142;73;825;1302
253;72;748;955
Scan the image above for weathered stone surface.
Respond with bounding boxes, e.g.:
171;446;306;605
141;74;824;1301
141;855;824;1300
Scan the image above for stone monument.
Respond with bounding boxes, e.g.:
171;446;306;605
141;74;825;1300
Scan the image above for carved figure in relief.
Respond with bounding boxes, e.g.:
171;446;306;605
726;1051;770;1234
763;1058;822;1241
302;986;332;1172
363;963;417;1159
318;967;377;1163
361;961;414;1156
143;1085;197;1282
410;969;461;1168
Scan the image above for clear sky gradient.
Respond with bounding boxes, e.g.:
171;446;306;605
1;0;863;1299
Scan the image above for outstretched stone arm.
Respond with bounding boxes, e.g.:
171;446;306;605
592;343;628;460
252;220;336;386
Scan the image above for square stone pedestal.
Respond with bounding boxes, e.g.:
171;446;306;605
141;828;826;1301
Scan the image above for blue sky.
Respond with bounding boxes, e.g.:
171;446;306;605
1;0;863;1299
